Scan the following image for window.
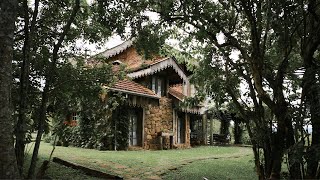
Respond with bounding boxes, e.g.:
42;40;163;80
152;76;156;93
129;113;138;146
157;78;162;96
112;60;122;65
72;112;77;120
177;114;186;144
63;112;78;126
151;76;166;96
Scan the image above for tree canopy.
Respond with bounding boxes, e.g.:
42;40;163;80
129;0;320;179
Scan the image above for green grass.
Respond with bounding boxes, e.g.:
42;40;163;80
25;142;257;179
162;154;256;180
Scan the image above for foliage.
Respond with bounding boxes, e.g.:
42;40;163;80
47;87;129;151
110;106;130;150
13;0;153;177
131;0;320;179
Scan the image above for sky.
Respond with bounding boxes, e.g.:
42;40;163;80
75;35;124;56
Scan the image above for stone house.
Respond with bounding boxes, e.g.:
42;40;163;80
90;40;206;150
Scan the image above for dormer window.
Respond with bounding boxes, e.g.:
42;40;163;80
111;60;122;72
151;76;166;96
112;60;122;65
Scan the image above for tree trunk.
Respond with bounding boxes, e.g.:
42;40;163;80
0;0;19;178
286;116;302;179
27;87;50;178
245;122;265;180
27;1;80;178
305;67;320;178
15;0;31;175
15;0;39;176
270;104;302;179
270;113;286;179
307;118;320;178
233;115;243;144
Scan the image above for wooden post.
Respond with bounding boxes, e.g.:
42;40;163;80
202;113;207;145
185;113;188;145
210;118;213;145
172;109;176;145
142;107;145;148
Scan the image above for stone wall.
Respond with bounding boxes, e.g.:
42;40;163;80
144;97;173;150
143;97;192;150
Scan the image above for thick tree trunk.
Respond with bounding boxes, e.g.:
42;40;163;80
15;0;31;175
286;116;302;179
307;118;320;178
271;104;301;179
0;0;19;178
262;125;273;179
233;115;243;144
245;122;265;180
305;67;320;178
270;107;287;179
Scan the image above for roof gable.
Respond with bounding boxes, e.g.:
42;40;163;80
98;40;133;59
127;57;188;82
92;40;189;82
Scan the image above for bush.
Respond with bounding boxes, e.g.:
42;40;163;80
43;134;53;143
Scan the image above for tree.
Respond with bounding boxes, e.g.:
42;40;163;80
14;0;39;175
135;0;314;178
0;0;20;178
26;0;81;177
300;1;320;178
11;0;153;177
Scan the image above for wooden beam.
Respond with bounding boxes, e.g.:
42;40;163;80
185;113;188;144
142;107;145;148
202;113;207;145
53;157;123;179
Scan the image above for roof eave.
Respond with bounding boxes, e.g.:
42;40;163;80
127;57;188;81
108;87;160;99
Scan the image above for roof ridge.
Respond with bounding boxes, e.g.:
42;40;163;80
94;39;134;59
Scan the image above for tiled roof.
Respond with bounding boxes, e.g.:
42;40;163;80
168;84;185;101
127;57;167;72
110;79;159;99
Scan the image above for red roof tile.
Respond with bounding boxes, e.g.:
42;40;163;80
126;56;166;72
168;84;185;101
110;79;158;98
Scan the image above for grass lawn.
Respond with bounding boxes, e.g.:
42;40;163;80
25;142;257;179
